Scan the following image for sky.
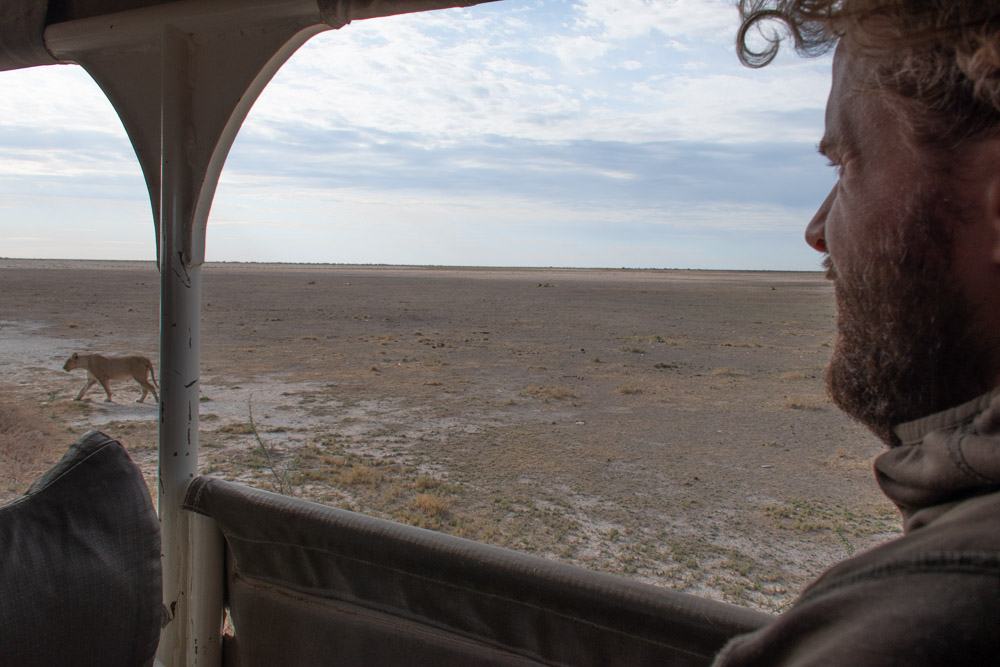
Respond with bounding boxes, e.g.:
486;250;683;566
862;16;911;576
0;0;835;271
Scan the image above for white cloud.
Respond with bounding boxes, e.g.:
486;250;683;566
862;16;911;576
547;33;613;64
0;0;834;269
0;65;124;135
574;0;737;43
241;1;829;148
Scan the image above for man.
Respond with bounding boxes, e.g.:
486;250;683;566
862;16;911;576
714;2;1000;664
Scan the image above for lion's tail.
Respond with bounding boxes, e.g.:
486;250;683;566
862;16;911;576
147;358;159;388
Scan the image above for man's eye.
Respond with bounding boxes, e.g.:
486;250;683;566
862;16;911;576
826;159;846;178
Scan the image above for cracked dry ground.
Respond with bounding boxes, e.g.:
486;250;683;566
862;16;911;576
0;259;900;613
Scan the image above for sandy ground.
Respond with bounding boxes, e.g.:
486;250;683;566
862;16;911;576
0;258;899;612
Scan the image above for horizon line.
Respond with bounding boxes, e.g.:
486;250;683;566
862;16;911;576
0;257;824;274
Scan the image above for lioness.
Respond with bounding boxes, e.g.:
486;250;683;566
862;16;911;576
63;352;159;403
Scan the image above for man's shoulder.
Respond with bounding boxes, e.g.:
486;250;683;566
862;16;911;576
714;490;1000;666
806;488;1000;598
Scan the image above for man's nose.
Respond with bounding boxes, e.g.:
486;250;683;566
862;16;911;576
806;186;835;253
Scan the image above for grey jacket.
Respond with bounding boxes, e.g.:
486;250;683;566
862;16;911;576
714;389;1000;665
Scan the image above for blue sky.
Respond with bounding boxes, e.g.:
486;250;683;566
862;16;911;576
0;0;834;270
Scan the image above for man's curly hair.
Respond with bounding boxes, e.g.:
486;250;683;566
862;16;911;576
736;1;1000;149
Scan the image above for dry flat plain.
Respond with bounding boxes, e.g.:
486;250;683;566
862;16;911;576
0;259;899;613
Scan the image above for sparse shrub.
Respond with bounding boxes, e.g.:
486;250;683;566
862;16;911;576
784;395;825;410
384;482;407;501
522;385;579;401
339;464;384;486
415;493;449;517
825;447;868;470
415;475;440;491
618;385;643;395
624;334;684;345
295;469;337;484
218;422;255;434
0;400;54;496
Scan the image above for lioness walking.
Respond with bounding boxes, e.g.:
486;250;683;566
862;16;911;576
63;352;159;403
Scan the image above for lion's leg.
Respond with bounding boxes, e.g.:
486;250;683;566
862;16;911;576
75;379;97;401
135;376;158;403
99;378;114;402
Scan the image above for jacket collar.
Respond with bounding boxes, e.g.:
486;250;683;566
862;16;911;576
877;388;1000;532
894;388;1000;446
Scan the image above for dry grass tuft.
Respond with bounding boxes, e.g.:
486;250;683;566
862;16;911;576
0;396;63;499
624;334;686;346
415;475;441;491
618;385;643;395
339;464;384;486
784;395;825;411
825;447;871;471
414;493;449;517
522;385;579;402
218;422;256;435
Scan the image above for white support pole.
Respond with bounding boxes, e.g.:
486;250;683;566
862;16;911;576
156;26;213;665
146;15;327;665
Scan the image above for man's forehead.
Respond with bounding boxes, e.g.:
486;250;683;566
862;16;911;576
819;98;852;160
821;45;869;158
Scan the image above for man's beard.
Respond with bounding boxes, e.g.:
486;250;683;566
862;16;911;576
824;190;992;446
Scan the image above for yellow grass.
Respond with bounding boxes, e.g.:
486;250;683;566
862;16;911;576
414;493;449;517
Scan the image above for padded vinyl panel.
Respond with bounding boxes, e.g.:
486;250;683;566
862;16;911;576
185;476;771;666
0;430;161;666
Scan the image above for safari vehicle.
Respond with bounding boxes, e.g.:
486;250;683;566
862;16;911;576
0;1;771;664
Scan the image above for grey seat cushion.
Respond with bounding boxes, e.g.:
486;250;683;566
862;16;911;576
0;430;161;666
